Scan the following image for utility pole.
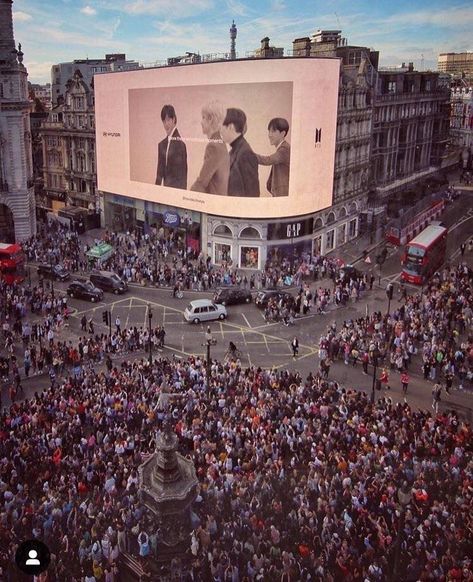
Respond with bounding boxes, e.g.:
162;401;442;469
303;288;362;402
370;345;380;404
148;304;153;366
204;326;216;380
386;282;394;315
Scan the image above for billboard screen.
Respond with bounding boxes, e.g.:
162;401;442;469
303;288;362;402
95;58;340;219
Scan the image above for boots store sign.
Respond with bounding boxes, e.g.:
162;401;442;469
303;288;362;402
163;211;180;227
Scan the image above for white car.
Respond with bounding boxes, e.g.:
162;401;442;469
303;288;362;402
184;299;227;324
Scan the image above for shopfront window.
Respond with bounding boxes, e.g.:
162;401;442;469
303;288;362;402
240;246;259;269
313;235;322;256
349;218;357;239
326;230;335;251
338;223;346;246
214;243;231;264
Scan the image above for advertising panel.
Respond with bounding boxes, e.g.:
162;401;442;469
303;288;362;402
95;58;340;219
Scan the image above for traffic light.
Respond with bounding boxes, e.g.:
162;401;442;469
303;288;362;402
102;311;109;325
386;283;394;300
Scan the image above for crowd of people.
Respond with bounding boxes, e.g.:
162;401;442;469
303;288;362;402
0;354;471;581
1;220;469;581
23;222;360;295
318;263;473;394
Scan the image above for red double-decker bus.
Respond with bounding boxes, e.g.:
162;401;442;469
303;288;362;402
0;242;25;284
401;223;448;285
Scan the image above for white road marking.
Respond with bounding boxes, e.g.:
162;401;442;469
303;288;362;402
241;313;251;328
124;297;133;330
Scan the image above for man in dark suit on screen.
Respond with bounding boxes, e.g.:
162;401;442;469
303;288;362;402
220;108;259;197
155;104;187;189
256;117;290;197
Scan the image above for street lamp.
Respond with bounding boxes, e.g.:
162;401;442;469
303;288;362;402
370;344;380;404
204;326;216;380
49;256;55;300
392;482;412;581
148;304;153;366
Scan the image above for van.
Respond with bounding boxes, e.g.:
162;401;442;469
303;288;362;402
89;271;128;294
184;299;227;324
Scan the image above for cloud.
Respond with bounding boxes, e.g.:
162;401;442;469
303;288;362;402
225;0;250;17
81;6;97;16
13;11;33;22
25;61;55;82
271;0;285;11
122;0;213;15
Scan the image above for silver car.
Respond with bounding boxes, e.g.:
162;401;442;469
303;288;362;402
184;299;227;324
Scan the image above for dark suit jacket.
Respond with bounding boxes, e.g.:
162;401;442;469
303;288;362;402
256;140;290;197
191;132;229;195
155;128;187;189
228;135;259;197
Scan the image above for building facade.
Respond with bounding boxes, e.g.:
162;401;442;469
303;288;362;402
40;70;98;214
450;86;473;151
438;52;473;77
371;64;451;204
101;31;375;266
51;54;140;106
0;0;36;242
29;82;52;110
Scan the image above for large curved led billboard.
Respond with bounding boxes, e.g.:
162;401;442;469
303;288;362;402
95;58;340;219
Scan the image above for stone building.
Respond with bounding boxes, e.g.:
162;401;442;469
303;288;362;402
450;86;473;149
51;54;139;106
371;63;451;205
0;0;36;242
438;52;473;78
289;30;377;252
40;70;98;214
249;37;284;59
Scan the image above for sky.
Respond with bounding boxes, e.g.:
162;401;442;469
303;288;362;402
11;0;473;84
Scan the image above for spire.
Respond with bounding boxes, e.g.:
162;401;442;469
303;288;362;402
0;0;17;62
230;20;237;60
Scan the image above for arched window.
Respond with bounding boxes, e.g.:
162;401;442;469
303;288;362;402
239;226;261;239
326;212;336;225
213;224;232;236
349;201;358;215
338;207;347;219
314;218;323;231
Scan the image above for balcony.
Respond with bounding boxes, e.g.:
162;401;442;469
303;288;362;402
375;88;450;104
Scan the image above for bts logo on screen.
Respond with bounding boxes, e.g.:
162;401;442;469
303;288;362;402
314;128;322;148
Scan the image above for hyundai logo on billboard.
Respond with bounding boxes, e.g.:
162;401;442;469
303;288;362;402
163;211;180;227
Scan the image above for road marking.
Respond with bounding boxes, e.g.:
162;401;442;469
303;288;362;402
124;297;133;330
241;313;251;328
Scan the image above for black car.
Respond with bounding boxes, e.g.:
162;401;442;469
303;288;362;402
37;263;70;282
213;287;252;306
66;280;103;302
339;264;363;282
89;271;128;294
255;289;294;309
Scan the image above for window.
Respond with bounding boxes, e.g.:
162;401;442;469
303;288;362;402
213;224;232;236
208;305;216;312
201;306;209;313
239;226;261;239
349;218;357;238
388;81;396;93
326;230;335;251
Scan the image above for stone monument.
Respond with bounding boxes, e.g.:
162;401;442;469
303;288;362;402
138;418;198;565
